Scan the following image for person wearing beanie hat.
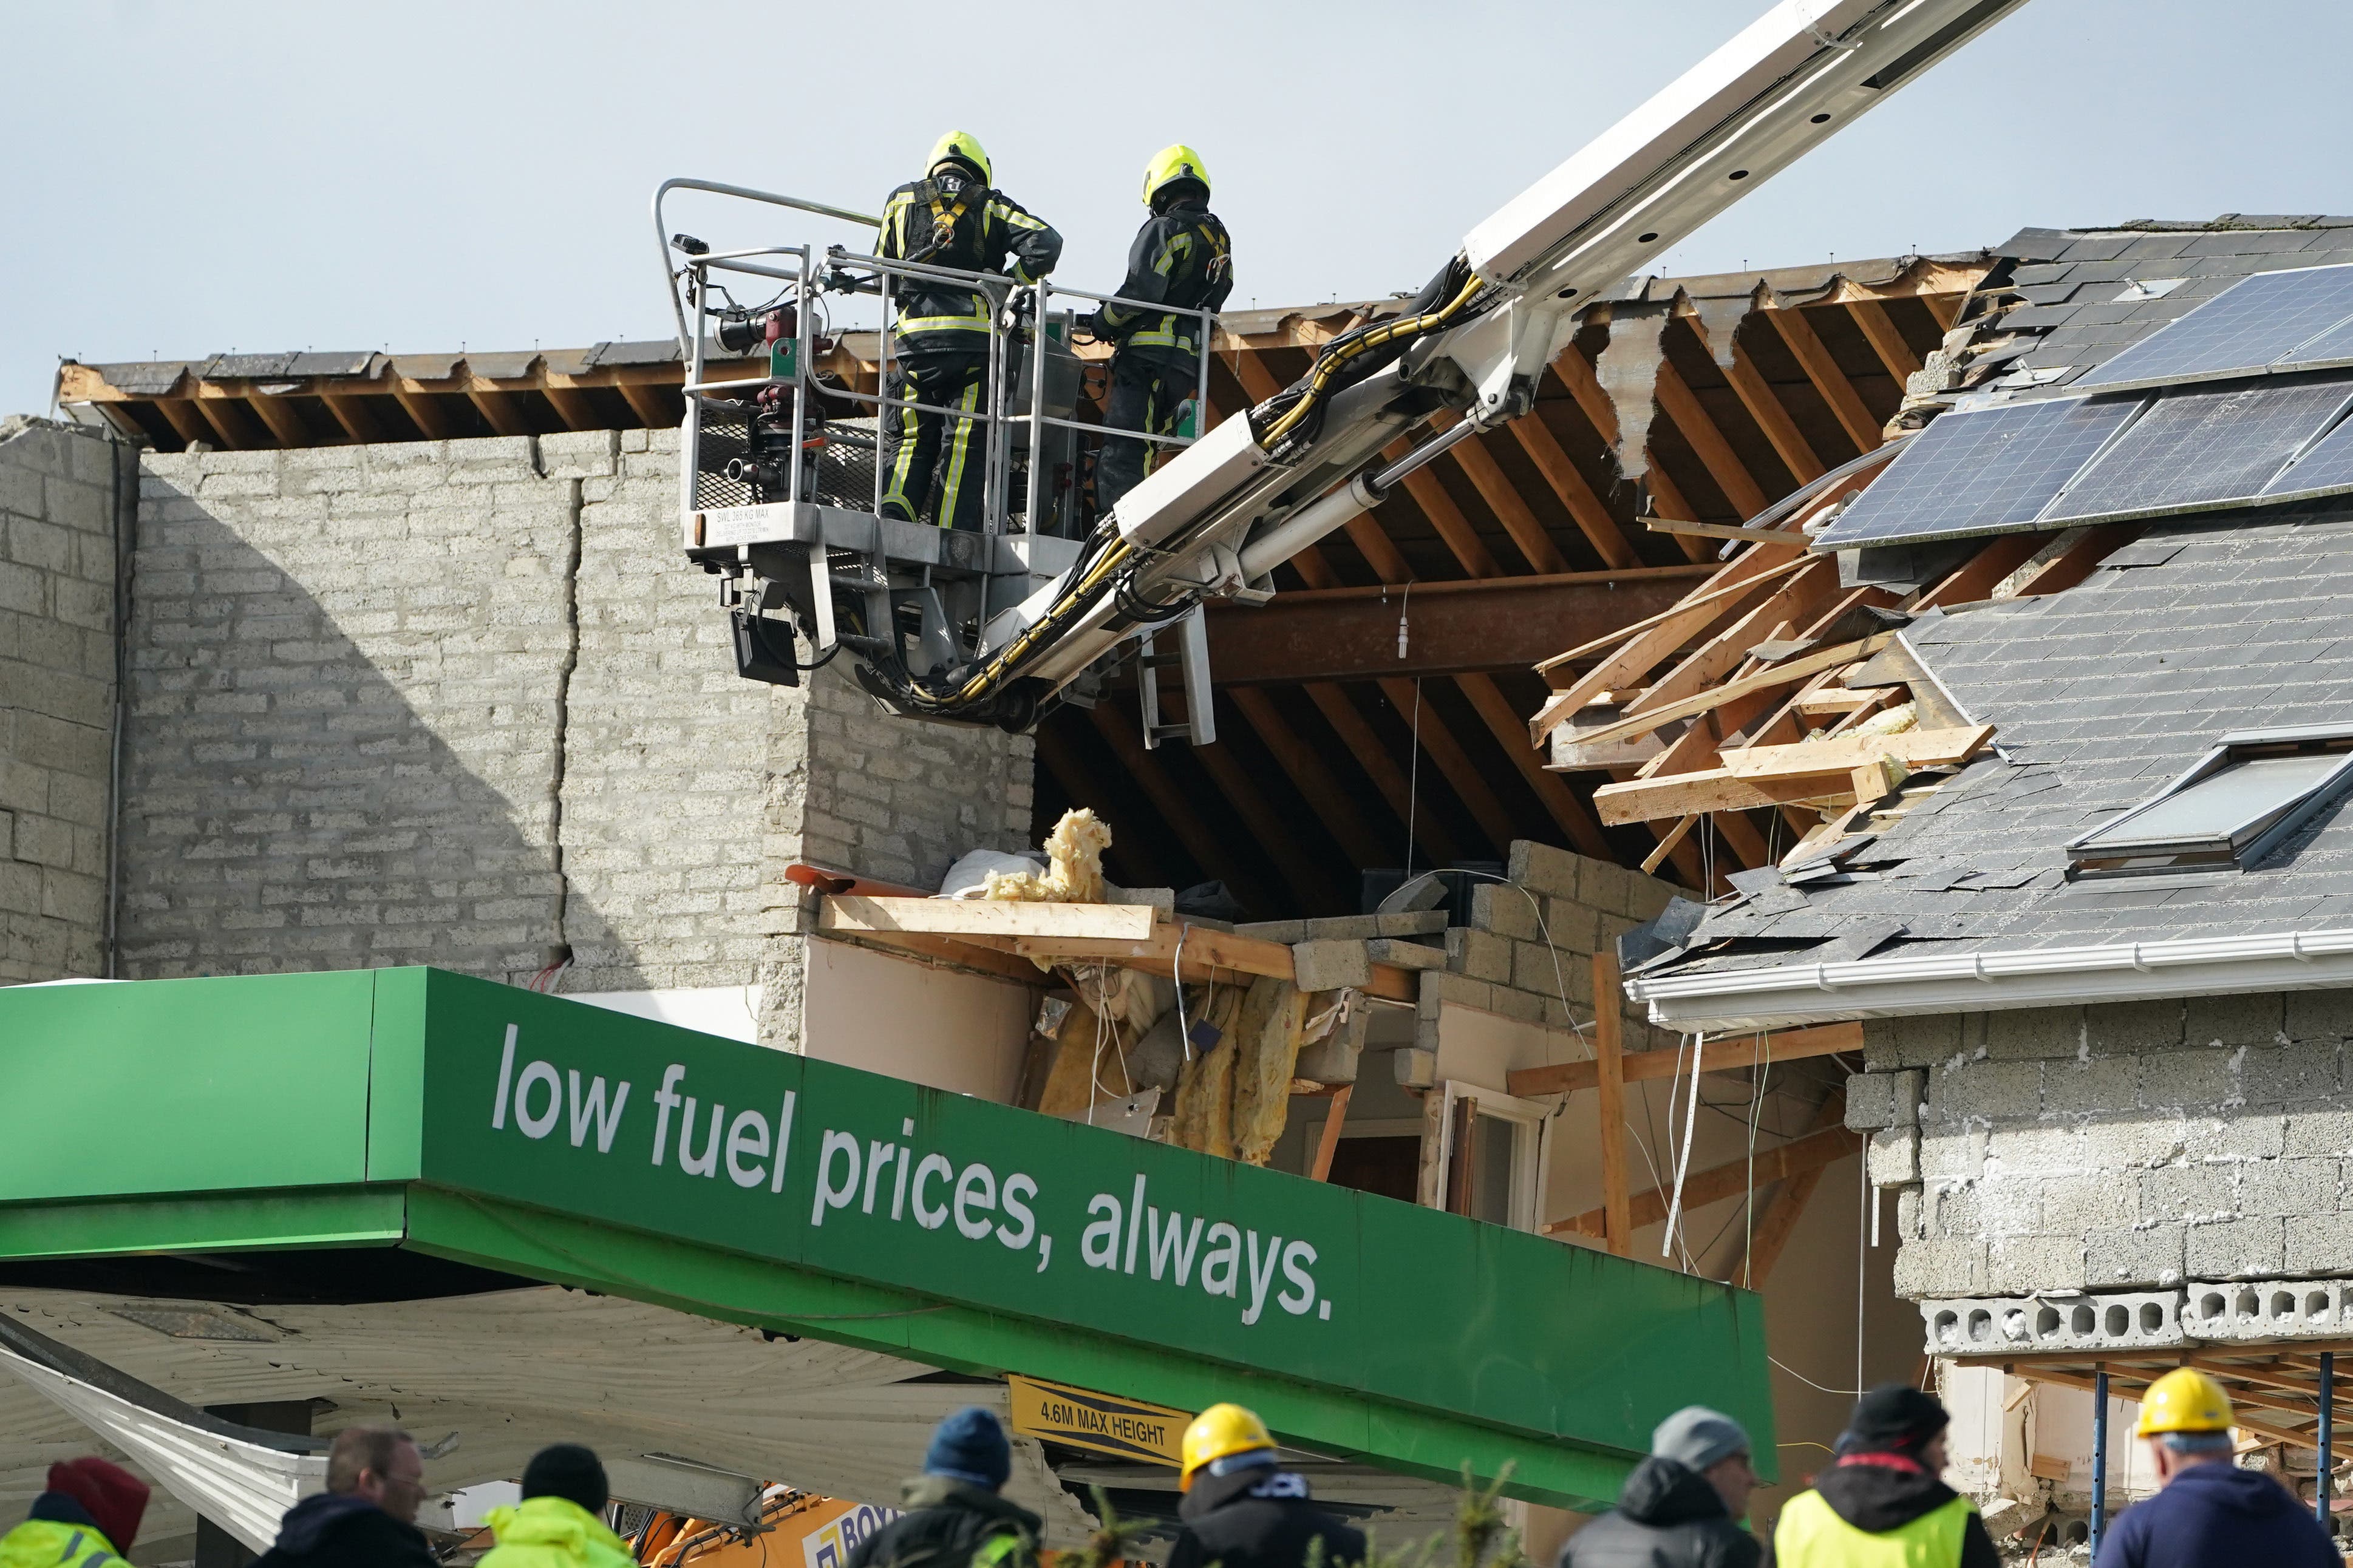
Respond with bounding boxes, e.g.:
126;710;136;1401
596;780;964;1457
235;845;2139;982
477;1443;633;1568
1763;1385;1996;1568
1;1456;150;1567
846;1409;1041;1568
1559;1406;1759;1568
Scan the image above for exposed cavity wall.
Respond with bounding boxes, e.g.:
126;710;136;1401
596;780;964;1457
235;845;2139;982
0;419;129;982
116;429;1032;1042
1850;992;2353;1305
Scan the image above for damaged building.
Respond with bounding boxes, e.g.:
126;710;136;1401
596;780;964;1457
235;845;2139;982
1549;216;2353;1547
26;206;2353;1556
0;249;1981;1558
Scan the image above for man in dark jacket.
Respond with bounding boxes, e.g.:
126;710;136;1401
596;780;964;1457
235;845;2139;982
254;1424;436;1568
846;1407;1041;1568
2094;1366;2334;1568
1561;1405;1759;1568
1764;1386;1995;1568
1166;1402;1364;1568
1088;143;1234;518
876;131;1063;533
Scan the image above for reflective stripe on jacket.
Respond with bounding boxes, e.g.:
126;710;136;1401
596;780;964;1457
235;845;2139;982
1100;201;1232;370
878;174;1061;353
1769;1490;1974;1567
0;1520;129;1568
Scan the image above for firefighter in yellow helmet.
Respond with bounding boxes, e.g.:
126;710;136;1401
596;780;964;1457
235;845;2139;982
876;131;1063;532
1763;1385;1993;1568
1165;1403;1363;1568
1085;144;1233;518
2091;1368;2332;1567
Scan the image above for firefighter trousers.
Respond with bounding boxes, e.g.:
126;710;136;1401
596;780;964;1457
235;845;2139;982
1096;353;1192;518
879;349;990;532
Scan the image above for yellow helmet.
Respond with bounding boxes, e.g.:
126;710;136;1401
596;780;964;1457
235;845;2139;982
2135;1368;2235;1436
1142;144;1211;207
928;131;992;187
1180;1402;1273;1491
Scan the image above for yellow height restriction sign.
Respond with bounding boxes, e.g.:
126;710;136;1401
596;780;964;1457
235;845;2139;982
1007;1374;1188;1467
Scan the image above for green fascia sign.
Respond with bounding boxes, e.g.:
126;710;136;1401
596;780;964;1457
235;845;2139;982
0;969;1775;1508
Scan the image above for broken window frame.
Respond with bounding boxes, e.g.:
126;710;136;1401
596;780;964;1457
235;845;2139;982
2064;722;2353;877
1432;1083;1551;1232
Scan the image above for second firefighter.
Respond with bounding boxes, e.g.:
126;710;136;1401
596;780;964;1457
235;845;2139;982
1089;143;1233;518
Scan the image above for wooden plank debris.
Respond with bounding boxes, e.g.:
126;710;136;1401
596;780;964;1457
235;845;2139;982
1568;633;1895;754
820;896;1157;941
1508;1022;1863;1098
1718;724;1995;778
1594;950;1632;1257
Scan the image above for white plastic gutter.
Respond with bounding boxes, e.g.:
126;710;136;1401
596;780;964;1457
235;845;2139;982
1625;926;2353;1033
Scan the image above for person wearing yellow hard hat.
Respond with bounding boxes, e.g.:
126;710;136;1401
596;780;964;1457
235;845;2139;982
876;131;1063;532
1165;1403;1364;1568
1085;144;1233;519
1764;1385;1994;1568
2091;1367;2332;1568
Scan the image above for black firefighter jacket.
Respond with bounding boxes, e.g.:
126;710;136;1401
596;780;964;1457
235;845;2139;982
1098;198;1233;373
878;170;1061;357
1166;1465;1366;1568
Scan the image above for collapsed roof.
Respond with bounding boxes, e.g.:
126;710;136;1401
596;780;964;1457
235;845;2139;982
57;256;1987;921
1524;219;2353;1028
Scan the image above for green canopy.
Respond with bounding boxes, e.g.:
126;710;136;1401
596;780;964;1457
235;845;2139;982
0;968;1774;1510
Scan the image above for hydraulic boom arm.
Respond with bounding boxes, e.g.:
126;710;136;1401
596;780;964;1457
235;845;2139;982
663;0;2029;732
914;0;2028;726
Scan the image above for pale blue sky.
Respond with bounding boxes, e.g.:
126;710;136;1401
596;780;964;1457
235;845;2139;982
5;0;2350;417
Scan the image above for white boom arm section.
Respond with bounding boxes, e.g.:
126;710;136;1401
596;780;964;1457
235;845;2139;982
914;0;2026;727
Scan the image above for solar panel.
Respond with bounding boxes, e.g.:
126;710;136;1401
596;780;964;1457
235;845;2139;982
2261;407;2353;501
2040;379;2353;524
1811;396;2141;549
2072;264;2353;393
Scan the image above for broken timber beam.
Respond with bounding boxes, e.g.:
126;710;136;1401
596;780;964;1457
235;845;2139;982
1508;1021;1862;1098
1720;724;1995;778
1594;949;1632;1257
1643;517;1810;545
820;896;1157;941
1593;722;1993;824
819;895;1417;1000
1527;549;1814;743
1564;633;1896;754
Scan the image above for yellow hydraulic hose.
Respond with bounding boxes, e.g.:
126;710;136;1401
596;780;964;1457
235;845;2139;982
1261;275;1484;446
918;274;1481;713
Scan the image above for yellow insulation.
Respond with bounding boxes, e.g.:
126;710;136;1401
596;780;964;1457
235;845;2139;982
1037;996;1132;1118
1170;984;1245;1158
983;808;1112;903
1231;977;1309;1166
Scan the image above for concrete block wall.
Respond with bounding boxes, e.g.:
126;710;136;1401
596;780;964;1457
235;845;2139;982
114;429;1032;1037
126;435;587;980
1430;839;1681;1046
1851;991;2353;1298
0;419;128;982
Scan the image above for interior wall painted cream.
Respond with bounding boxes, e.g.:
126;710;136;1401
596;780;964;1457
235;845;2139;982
800;940;1033;1101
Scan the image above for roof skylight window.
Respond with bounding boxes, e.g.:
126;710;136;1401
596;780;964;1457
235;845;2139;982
2066;725;2353;877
